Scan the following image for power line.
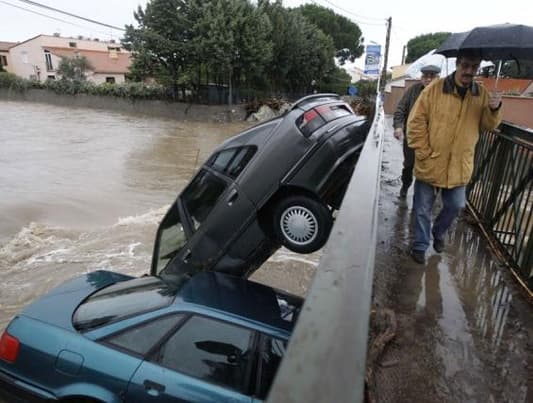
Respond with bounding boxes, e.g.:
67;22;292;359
310;0;386;26
14;0;125;31
0;0;113;37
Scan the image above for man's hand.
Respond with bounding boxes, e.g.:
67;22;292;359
393;128;404;140
489;91;502;110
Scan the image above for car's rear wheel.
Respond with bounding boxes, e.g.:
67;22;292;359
272;195;333;253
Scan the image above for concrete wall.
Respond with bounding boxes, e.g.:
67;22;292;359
384;78;420;115
0;88;248;122
499;96;533;129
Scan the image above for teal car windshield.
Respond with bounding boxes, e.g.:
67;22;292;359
73;277;175;331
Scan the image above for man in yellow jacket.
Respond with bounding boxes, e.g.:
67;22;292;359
407;49;502;264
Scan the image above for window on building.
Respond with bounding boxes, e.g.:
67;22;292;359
106;77;116;84
21;51;28;64
47;75;55;80
44;51;53;71
69;42;77;48
107;46;121;52
0;55;7;66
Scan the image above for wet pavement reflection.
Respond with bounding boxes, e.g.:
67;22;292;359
372;117;532;403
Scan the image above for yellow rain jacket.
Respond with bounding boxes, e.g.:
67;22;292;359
407;74;502;188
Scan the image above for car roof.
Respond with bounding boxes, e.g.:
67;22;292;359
289;93;345;112
176;271;302;332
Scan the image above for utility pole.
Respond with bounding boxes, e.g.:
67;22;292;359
379;17;392;91
401;45;406;65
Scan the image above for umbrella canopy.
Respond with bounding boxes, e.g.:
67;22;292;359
436;23;533;61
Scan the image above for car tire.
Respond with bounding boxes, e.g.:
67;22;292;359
272;195;333;253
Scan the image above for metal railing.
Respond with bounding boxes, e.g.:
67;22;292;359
267;99;385;403
467;122;533;290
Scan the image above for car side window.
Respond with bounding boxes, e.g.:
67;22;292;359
104;314;184;356
209;146;256;179
155;202;187;274
182;169;227;231
256;336;286;399
153;315;255;393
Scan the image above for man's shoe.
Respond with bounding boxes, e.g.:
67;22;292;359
433;238;445;253
410;249;425;264
399;185;408;199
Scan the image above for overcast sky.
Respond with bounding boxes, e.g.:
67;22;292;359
1;0;532;70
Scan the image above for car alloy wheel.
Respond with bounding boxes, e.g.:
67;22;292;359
280;206;318;246
273;195;332;254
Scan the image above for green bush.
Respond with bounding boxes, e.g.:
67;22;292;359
0;73;171;101
0;72;30;92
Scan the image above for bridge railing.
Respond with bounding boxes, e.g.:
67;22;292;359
467;121;533;291
267;99;385;403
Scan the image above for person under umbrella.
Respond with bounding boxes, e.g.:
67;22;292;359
393;64;441;199
406;49;502;264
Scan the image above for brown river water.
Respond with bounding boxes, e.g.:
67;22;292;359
0;100;317;331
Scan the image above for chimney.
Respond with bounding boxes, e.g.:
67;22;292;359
53;32;60;37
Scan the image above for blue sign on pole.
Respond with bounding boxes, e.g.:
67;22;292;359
347;85;358;96
364;44;381;75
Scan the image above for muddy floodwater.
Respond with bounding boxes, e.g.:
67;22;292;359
0;100;317;331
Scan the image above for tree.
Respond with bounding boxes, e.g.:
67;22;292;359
354;79;377;98
194;0;272;103
405;32;450;63
57;56;93;81
122;0;197;98
296;4;364;64
321;65;352;95
262;2;336;94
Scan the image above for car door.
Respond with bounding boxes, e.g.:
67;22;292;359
125;314;256;402
152;149;257;278
251;335;288;402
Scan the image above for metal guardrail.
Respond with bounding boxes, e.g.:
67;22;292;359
467;121;533;290
267;100;385;403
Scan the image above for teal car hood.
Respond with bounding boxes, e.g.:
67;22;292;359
20;270;133;330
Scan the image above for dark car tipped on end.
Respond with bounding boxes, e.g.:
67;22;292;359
152;93;372;280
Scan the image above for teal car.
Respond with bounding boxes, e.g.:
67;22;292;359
0;271;302;402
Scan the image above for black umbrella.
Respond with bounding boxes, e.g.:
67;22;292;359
436;23;533;61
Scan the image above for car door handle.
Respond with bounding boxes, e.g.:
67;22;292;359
182;249;191;262
227;188;238;205
143;379;165;396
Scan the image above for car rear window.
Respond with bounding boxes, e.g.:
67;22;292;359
296;104;352;137
209;146;256;179
73;277;175;331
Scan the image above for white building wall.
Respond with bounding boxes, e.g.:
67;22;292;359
8;35;124;82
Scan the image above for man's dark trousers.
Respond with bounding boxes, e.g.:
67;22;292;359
401;137;415;190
